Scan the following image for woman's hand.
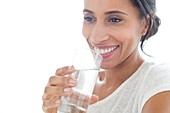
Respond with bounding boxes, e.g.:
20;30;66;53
42;66;99;113
42;66;77;113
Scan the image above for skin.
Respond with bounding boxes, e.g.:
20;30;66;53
42;0;170;113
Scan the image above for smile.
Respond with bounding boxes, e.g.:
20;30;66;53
94;45;119;55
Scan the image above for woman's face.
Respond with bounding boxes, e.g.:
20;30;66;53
83;0;147;69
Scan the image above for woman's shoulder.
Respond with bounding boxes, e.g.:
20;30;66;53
144;59;170;75
138;59;170;112
136;59;170;86
135;59;170;80
139;59;170;92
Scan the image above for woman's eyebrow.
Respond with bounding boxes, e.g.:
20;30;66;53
83;9;94;14
105;10;128;16
83;9;128;16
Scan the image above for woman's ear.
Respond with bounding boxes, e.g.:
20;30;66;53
142;14;155;36
141;14;152;36
141;18;149;36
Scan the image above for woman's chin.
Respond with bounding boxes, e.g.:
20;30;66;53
100;63;115;70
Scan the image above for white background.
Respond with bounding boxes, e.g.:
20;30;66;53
0;1;170;113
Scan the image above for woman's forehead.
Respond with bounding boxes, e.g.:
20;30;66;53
84;0;132;6
84;0;134;11
84;0;138;16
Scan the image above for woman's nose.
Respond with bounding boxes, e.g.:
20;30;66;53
89;24;110;44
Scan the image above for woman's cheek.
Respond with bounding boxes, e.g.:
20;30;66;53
82;27;90;39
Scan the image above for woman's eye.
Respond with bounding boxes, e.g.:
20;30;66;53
84;17;94;22
108;18;122;23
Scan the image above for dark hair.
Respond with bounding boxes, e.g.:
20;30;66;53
131;0;161;53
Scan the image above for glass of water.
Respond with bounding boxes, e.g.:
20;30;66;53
58;48;103;113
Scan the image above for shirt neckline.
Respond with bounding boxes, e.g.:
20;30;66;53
89;61;148;107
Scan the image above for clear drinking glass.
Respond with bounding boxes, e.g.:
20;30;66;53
58;48;103;113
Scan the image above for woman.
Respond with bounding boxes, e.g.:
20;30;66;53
42;0;170;113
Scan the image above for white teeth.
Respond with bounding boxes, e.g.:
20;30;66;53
101;49;105;54
104;49;108;54
94;46;118;55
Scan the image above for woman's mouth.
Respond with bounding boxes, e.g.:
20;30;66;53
94;45;119;58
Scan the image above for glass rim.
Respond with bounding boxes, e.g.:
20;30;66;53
74;48;103;60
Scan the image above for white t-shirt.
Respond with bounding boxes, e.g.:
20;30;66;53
87;61;170;113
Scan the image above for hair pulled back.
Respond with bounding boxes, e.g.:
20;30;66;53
131;0;161;52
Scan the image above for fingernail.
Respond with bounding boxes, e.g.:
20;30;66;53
68;66;74;71
69;79;77;85
55;100;61;105
64;88;72;93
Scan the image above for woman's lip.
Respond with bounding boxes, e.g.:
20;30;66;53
101;51;114;59
90;42;119;49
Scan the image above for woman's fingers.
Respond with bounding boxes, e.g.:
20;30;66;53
55;66;75;76
90;94;99;104
42;93;51;100
42;96;60;113
48;66;77;87
43;99;61;109
42;66;77;113
48;75;77;87
44;85;73;96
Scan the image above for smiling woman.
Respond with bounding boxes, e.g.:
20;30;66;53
42;0;170;113
0;0;170;113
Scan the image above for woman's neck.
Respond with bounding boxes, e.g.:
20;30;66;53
101;51;144;86
94;51;144;101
